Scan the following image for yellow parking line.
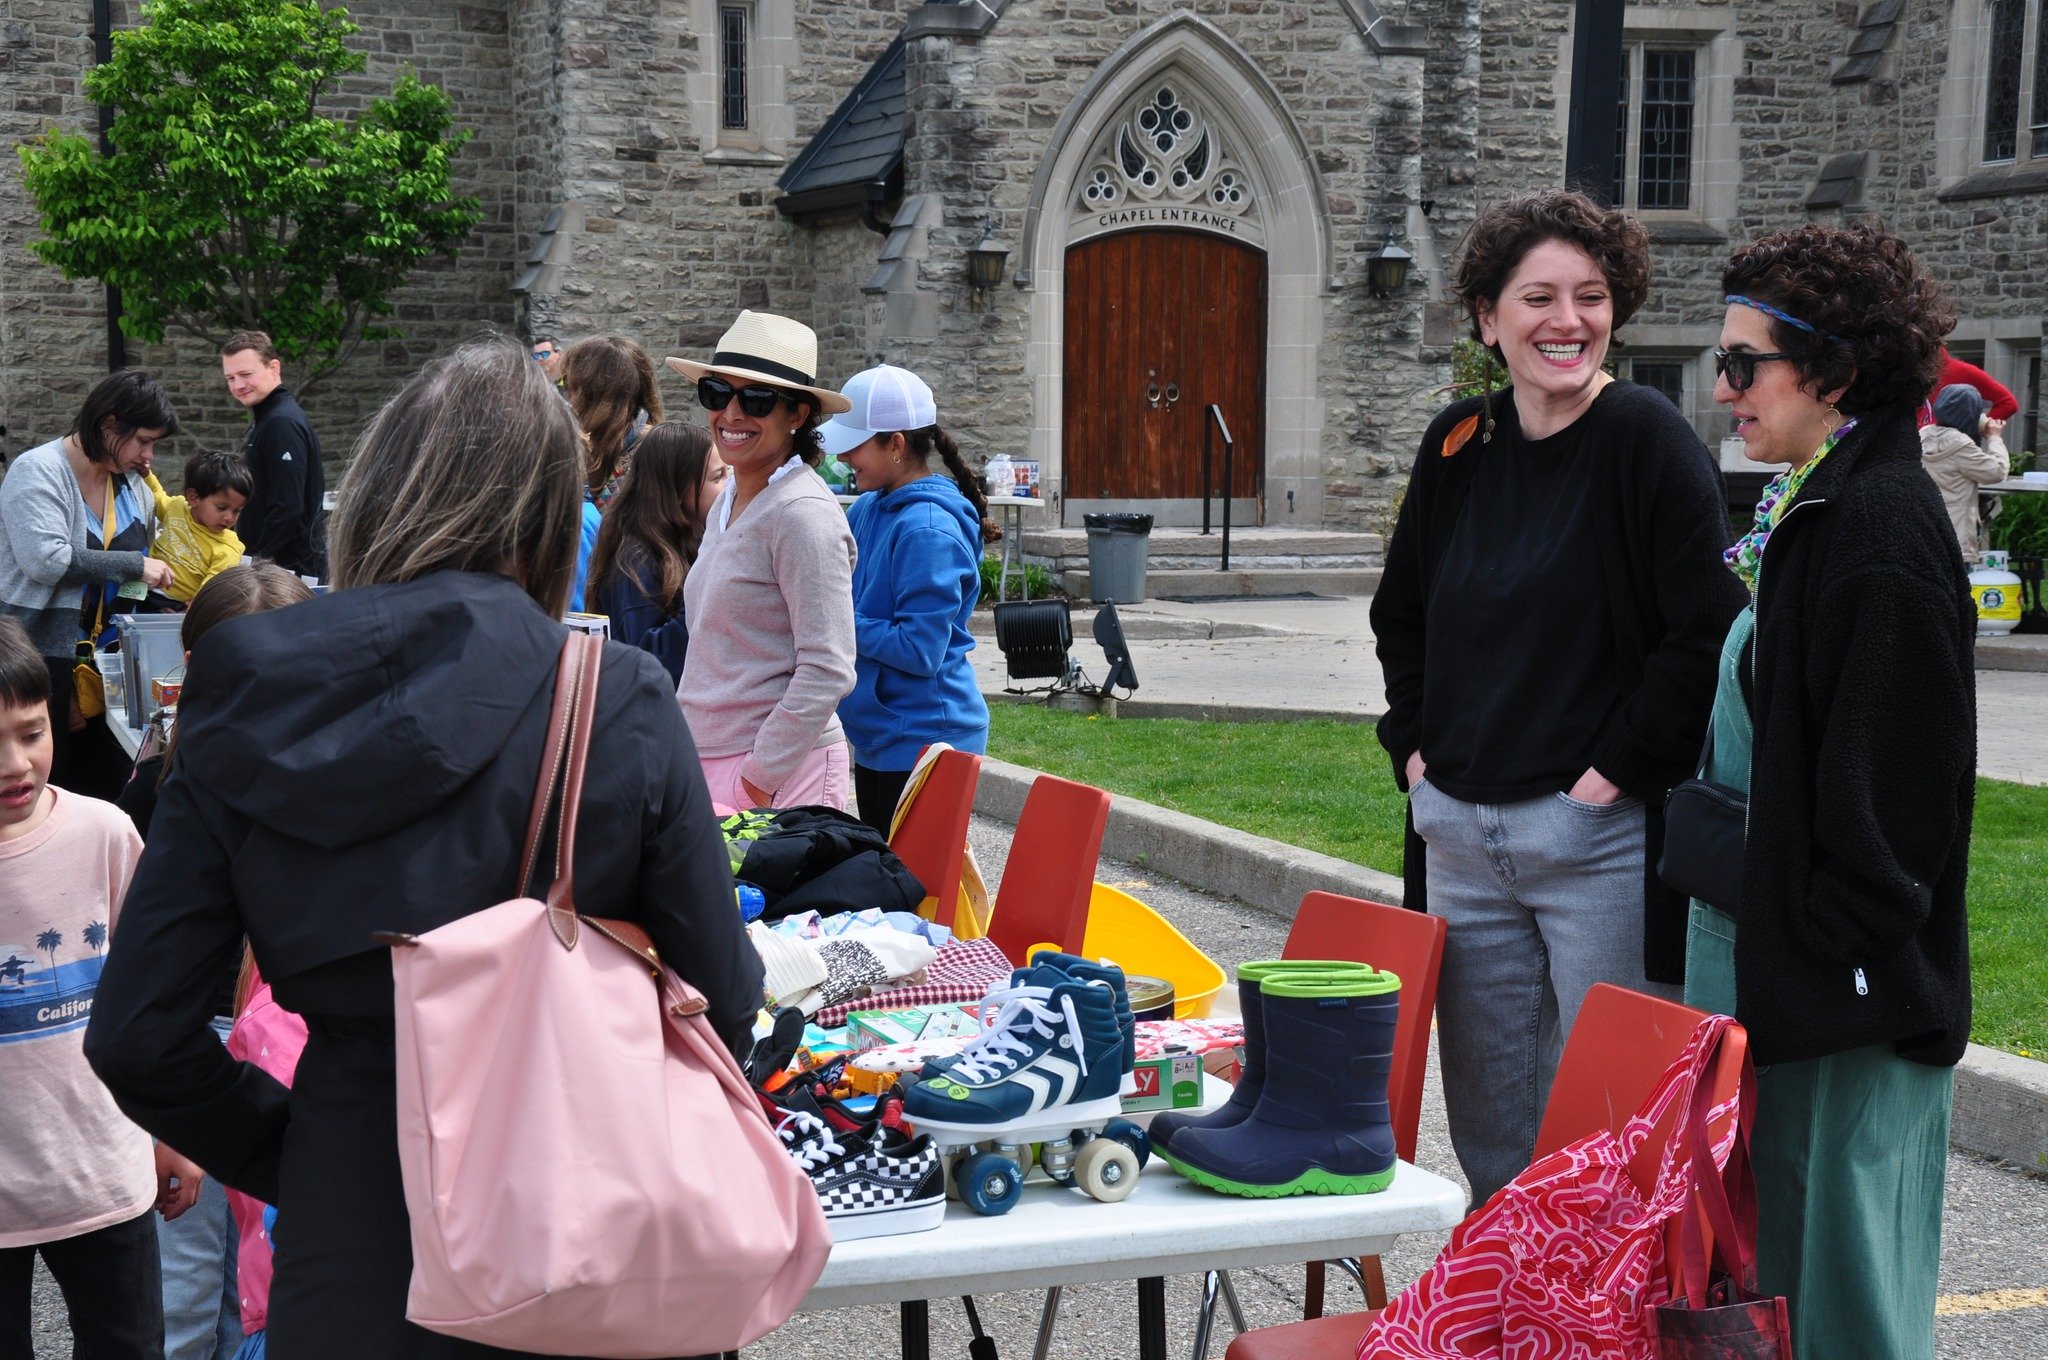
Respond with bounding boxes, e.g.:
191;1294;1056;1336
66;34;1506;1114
1935;1287;2048;1316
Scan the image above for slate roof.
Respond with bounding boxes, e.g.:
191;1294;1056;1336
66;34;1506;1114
1832;0;1903;84
776;37;907;218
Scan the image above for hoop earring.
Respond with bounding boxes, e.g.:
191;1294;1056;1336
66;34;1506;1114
1821;403;1843;437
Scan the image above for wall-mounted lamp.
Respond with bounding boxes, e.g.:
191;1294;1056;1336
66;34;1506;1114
967;219;1010;294
1366;227;1414;300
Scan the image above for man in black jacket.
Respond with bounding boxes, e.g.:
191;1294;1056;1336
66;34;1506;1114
222;330;325;578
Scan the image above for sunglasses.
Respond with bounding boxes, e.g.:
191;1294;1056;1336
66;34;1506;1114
1712;348;1796;393
697;375;793;418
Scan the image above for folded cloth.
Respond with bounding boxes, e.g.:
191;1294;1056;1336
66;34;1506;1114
750;923;828;1011
813;935;1015;1027
768;907;953;946
750;924;937;1016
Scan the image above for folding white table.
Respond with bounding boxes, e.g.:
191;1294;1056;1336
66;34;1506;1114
799;1156;1464;1360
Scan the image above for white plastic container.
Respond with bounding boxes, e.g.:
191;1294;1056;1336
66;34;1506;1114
984;452;1014;496
1970;550;2023;637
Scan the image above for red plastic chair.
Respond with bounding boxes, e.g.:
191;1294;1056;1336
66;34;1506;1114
1283;892;1448;1317
886;747;983;929
1222;985;1749;1360
987;773;1110;964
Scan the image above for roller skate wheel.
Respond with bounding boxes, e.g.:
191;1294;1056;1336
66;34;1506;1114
1103;1118;1151;1171
1073;1137;1140;1203
1039;1135;1078;1186
958;1151;1025;1216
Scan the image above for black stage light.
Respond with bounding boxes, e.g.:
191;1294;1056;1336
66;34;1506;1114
993;599;1073;681
1092;602;1138;694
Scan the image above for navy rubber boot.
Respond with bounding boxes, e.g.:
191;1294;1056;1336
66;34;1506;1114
1147;960;1375;1155
1163;970;1400;1197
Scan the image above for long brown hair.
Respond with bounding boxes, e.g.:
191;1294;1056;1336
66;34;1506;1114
904;424;997;543
587;422;716;613
329;339;585;617
562;335;664;493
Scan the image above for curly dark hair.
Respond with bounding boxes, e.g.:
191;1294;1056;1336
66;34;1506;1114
1719;223;1954;416
1452;190;1654;350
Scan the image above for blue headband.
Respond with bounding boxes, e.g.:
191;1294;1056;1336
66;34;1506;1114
1725;295;1845;344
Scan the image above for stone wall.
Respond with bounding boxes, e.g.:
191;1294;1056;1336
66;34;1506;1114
869;1;1442;528
1466;0;2046;446
515;0;898;401
1;1;521;483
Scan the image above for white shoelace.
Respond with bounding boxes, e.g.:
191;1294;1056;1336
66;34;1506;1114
776;1107;848;1173
948;984;1091;1084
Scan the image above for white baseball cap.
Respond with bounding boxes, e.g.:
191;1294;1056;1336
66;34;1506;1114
818;365;938;457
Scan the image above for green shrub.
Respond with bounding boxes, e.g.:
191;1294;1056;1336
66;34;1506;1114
978;555;1060;604
1988;491;2048;558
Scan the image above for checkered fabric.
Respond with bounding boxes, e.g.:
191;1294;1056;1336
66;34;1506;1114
772;1102;943;1223
813;936;1015;1026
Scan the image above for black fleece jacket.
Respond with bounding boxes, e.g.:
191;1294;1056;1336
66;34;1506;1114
85;571;762;1201
1735;405;1975;1067
1372;382;1748;979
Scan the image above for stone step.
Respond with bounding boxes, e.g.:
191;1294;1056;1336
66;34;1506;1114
1021;528;1384;568
1059;566;1382;600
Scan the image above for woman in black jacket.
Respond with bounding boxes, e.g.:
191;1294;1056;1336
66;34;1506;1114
1371;191;1746;1205
1683;224;1972;1360
85;340;763;1360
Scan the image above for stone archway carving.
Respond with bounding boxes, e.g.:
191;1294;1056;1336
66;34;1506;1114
1019;12;1332;526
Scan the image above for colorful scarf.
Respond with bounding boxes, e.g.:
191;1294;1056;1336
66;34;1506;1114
1724;417;1857;591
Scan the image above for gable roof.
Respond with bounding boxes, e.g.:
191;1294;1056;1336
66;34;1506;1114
776;37;906;220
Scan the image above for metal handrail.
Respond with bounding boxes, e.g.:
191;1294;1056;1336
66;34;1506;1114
1201;404;1235;571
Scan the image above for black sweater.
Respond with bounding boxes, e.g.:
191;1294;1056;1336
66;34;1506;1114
239;386;325;577
1372;382;1749;979
85;571;762;1201
1735;406;1975;1067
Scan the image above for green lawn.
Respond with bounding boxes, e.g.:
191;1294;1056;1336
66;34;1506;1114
988;703;2048;1056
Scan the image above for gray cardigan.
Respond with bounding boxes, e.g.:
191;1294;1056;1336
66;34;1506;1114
0;438;154;657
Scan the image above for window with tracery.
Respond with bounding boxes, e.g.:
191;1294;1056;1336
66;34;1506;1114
1075;83;1257;228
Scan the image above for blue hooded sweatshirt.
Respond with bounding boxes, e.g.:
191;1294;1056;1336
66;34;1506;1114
840;475;990;770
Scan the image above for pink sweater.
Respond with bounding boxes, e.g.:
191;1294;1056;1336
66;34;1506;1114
678;464;857;793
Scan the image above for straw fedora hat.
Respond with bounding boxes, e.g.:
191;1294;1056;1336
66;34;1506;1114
665;311;853;415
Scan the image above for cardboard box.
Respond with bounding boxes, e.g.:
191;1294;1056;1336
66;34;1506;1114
1122;1053;1203;1113
151;677;183;709
1012;459;1041;499
848;1004;982;1049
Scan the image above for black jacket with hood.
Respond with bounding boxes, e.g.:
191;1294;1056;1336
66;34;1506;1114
85;571;761;1356
1735;405;1975;1067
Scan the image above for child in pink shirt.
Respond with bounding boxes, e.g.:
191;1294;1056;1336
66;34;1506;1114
0;616;188;1358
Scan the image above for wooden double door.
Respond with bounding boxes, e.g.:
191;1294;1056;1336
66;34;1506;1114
1063;229;1266;508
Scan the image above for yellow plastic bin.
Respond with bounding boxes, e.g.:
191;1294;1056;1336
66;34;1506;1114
1077;882;1226;1018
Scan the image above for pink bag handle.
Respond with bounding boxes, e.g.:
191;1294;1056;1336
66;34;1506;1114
517;637;584;901
516;633;604;951
1676;1030;1761;1307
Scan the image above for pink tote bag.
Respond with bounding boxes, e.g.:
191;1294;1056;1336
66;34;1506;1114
384;633;828;1357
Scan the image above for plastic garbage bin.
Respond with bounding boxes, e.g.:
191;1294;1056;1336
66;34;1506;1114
1083;512;1153;603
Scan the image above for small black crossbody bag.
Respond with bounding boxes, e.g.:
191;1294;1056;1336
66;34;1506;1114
1658;720;1748;914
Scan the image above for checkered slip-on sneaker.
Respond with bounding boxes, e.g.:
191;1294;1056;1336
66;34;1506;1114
772;1104;946;1242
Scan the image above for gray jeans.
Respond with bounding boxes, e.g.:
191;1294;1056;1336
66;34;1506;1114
1409;779;1671;1207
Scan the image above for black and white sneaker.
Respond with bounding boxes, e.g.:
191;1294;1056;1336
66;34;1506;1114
771;1103;946;1242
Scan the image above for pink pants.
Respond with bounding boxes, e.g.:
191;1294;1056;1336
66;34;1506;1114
699;741;851;812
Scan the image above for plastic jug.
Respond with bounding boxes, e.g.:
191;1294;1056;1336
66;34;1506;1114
1970;550;2023;637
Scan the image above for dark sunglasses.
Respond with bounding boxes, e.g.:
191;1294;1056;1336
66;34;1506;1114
1712;348;1796;393
697;375;793;418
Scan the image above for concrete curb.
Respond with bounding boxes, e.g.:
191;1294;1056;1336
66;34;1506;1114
975;756;2048;1174
1953;1043;2048;1174
985;690;1379;726
973;756;1406;925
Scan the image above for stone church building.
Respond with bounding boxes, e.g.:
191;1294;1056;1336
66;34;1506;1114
2;0;2042;531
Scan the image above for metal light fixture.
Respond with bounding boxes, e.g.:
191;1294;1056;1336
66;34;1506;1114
966;219;1010;293
993;599;1074;682
1366;227;1414;299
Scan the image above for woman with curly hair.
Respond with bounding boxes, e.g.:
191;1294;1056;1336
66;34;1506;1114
562;334;664;510
1371;190;1746;1205
1683;224;1972;1358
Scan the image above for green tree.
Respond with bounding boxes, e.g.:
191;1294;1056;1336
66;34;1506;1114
17;0;481;384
